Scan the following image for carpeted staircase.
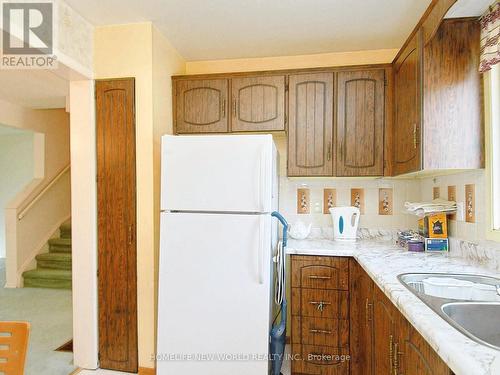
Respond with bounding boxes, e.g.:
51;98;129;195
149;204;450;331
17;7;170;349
22;222;72;289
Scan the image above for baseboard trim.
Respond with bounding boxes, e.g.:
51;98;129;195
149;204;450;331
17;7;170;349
138;367;156;375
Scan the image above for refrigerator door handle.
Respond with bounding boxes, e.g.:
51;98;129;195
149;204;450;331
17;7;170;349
258;215;265;285
258;148;266;212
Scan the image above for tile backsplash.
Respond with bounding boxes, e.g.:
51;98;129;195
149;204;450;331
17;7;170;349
279;177;421;233
279;173;486;243
420;170;486;242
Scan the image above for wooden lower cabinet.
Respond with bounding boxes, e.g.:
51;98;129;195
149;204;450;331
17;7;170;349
349;260;374;375
291;255;350;375
395;318;452;375
372;285;399;375
351;260;453;375
291;256;452;375
293;344;350;375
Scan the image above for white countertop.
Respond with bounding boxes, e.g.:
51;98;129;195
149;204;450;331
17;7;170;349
286;238;500;375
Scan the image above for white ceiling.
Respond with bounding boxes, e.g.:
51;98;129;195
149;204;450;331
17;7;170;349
65;0;434;61
445;0;491;18
0;69;68;109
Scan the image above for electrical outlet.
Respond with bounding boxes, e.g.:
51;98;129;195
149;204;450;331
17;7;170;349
465;184;475;223
448;185;456;220
297;188;310;214
323;188;336;214
379;188;393;215
433;187;440;199
350;188;365;214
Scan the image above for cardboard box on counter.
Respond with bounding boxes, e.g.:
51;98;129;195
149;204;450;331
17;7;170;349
418;213;448;238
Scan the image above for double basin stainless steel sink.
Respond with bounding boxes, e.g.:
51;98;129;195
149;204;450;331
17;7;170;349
398;273;500;350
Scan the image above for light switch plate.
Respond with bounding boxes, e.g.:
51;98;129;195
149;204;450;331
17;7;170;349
351;188;365;214
448;185;456;220
465;184;475;223
323;189;336;214
433;187;440;199
297;188;310;214
379;188;393;215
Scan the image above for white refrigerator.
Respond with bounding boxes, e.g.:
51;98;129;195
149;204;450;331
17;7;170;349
157;134;279;375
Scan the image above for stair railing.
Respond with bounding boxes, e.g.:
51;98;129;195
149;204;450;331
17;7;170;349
17;165;71;220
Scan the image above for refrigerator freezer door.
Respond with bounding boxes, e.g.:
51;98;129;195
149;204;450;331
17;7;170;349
157;212;272;375
161;135;274;213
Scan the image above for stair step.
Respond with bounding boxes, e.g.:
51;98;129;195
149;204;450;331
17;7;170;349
60;223;72;239
35;253;72;270
22;268;72;289
48;238;72;253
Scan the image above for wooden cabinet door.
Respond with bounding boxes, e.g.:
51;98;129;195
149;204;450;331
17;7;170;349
291;256;349;291
231;75;285;132
96;79;138;372
288;73;334;176
350;260;374;375
336;70;385;176
175;79;229;133
373;286;397;375
393;30;422;175
396;318;452;375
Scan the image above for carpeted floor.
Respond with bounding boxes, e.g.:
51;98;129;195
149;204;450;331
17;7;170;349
0;258;75;375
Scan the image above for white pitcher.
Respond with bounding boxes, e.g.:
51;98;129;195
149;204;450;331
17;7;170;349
329;206;360;241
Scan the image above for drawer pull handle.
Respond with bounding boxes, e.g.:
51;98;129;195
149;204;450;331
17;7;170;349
309;329;332;335
309;301;331;312
308;275;331;280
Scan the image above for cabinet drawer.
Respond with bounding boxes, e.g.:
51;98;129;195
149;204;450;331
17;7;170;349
292;288;349;319
292;344;350;375
292;316;349;348
291;256;349;290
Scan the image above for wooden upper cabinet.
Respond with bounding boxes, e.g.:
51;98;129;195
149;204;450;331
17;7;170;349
175;79;229;133
231;75;285;132
336;70;385;176
288;73;334;177
393;30;422;175
422;19;483;170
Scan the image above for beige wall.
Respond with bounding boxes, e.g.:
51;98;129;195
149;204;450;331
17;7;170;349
185;48;398;74
94;22;185;368
0;99;70;192
69;79;98;369
0;131;34;258
151;26;186;358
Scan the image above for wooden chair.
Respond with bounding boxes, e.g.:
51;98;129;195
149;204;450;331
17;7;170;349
0;322;30;375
